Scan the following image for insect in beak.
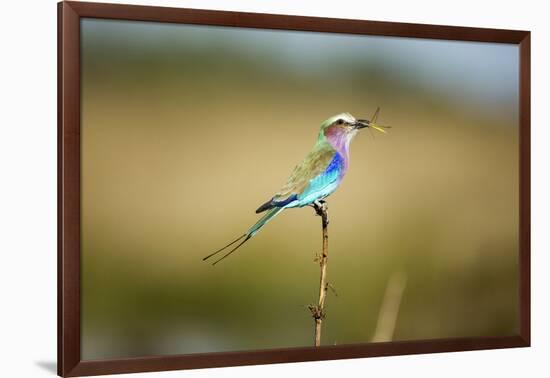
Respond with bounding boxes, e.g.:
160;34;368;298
354;120;370;129
368;123;388;134
355;107;390;134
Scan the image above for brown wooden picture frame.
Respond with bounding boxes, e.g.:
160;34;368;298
58;1;531;376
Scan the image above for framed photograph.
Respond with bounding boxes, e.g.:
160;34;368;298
58;1;530;376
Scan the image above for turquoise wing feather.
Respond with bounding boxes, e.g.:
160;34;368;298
255;143;342;211
295;152;343;206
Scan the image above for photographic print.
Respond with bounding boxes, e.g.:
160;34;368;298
58;2;530;376
81;17;519;357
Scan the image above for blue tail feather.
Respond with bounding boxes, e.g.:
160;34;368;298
247;207;284;237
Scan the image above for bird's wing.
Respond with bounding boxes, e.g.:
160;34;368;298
272;146;337;204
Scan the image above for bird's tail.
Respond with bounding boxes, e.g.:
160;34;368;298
247;207;284;237
203;207;284;265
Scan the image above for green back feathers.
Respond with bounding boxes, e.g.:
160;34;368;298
272;142;336;203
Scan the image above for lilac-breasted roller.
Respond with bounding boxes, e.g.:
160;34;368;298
204;111;387;265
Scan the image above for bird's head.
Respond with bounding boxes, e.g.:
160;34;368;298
320;110;388;147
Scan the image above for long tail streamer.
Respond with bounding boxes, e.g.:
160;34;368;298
203;208;283;265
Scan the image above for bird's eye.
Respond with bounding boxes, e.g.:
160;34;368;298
337;119;344;125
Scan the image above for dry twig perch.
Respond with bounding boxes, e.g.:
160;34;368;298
309;200;329;347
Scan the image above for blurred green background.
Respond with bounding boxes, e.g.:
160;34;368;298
80;18;519;360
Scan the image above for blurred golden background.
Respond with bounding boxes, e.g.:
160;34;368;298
80;19;519;360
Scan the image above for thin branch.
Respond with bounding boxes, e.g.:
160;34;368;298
309;200;329;347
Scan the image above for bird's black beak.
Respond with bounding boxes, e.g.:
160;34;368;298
354;119;370;129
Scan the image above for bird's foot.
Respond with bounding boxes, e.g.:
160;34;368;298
312;200;328;216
